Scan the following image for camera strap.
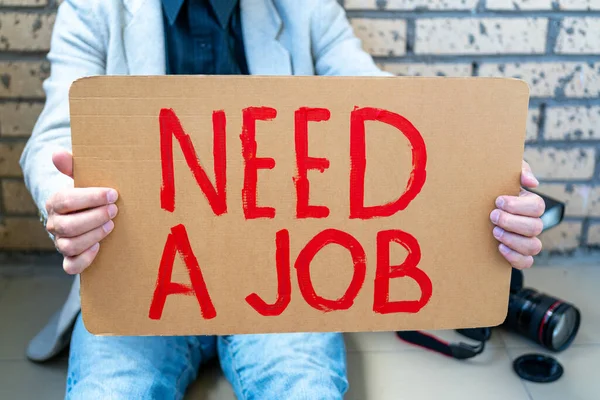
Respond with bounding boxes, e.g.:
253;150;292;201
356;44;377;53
396;328;490;360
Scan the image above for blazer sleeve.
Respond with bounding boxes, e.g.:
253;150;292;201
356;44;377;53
19;0;106;221
309;0;393;77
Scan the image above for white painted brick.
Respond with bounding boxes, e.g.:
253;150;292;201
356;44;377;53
539;221;582;252
0;12;55;51
415;18;548;55
588;223;600;246
377;63;472;76
350;18;407;56
478;62;600;98
556;18;600;55
526;108;540;142
486;0;553;10
523;147;596;179
0;102;43;137
545;106;600;141
536;184;600;217
558;0;600;10
0;62;49;99
0;0;47;5
345;0;477;9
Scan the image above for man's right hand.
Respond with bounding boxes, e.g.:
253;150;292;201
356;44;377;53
45;150;119;275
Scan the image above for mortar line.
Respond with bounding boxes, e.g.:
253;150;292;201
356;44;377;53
545;17;562;55
2;210;39;218
524;140;600;147
0;136;32;143
563;216;600;222
0;6;56;13
593;150;600;184
538;103;547;142
471;61;480;76
0;52;50;61
346;10;600;18
538;179;600;185
373;54;600;63
476;0;487;13
405;18;416;54
581;217;591;246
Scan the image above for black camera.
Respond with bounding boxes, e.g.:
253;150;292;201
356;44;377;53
502;268;581;352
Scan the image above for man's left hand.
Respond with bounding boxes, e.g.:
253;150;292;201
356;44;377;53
490;160;545;270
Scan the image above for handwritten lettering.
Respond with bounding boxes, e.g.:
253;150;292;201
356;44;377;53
294;107;331;219
245;229;292;316
349;107;427;219
374;230;432;314
241;107;277;219
159;108;227;215
295;229;367;312
151;107;431;320
149;224;216;320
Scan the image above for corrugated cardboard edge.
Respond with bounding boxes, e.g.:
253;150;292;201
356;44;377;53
69;75;530;336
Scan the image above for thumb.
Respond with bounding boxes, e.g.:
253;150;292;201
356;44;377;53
521;160;539;189
52;150;73;179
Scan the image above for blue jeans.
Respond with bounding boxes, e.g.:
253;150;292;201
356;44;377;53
65;314;348;399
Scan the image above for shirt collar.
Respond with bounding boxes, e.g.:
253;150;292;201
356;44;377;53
162;0;184;26
162;0;239;28
210;0;238;29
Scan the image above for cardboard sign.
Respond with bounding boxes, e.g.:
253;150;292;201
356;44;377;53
69;76;529;336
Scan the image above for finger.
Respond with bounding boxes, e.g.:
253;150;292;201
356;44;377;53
55;220;114;257
47;203;118;238
52;150;74;179
498;243;534;270
495;190;545;218
490;209;543;237
493;227;543;257
521;160;539;189
63;243;101;275
47;187;118;215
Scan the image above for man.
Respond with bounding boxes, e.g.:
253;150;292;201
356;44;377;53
20;0;545;398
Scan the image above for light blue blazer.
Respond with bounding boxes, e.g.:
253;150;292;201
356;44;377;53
19;0;390;361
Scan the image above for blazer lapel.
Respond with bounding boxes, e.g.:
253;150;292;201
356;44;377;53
240;0;292;75
123;0;167;75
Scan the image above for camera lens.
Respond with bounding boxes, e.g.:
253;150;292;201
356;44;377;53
550;306;579;350
504;288;581;352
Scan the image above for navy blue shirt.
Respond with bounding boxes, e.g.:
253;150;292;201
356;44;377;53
162;0;248;75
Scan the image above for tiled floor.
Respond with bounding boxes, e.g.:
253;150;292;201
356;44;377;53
0;263;598;400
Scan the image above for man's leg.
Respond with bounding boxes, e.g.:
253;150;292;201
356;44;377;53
65;313;217;399
218;332;348;400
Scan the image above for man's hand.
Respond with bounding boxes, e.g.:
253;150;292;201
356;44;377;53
45;150;118;275
491;160;545;270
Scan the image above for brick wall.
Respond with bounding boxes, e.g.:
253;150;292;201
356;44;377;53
0;0;599;257
0;0;54;251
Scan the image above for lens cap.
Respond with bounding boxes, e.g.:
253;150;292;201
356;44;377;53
513;354;563;383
